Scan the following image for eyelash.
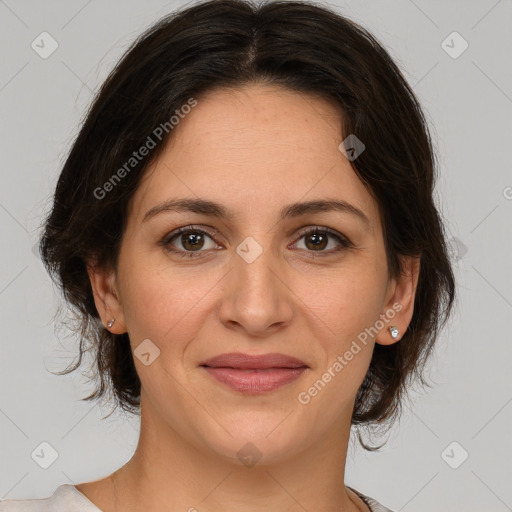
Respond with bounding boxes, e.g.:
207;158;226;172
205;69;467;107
160;225;353;259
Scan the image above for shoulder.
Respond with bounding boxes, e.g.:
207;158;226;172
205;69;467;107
0;484;101;512
349;486;396;512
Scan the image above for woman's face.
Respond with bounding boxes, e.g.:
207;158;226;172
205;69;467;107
92;84;415;465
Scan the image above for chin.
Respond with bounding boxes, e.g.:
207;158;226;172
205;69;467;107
195;412;314;468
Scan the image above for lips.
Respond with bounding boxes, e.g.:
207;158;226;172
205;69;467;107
200;352;307;369
200;352;308;394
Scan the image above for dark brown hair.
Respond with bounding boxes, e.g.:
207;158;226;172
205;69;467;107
39;0;456;448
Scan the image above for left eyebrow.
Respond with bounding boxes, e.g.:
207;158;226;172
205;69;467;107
280;199;371;231
142;197;371;231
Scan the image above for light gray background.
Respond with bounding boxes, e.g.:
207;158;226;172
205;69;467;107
1;0;511;510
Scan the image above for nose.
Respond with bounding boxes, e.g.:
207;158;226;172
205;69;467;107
217;243;294;338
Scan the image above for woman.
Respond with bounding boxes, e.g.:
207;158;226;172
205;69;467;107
0;0;455;510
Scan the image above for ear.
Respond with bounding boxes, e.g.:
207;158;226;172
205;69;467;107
86;260;127;334
375;255;421;346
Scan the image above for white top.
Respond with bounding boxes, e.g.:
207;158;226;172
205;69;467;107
0;484;395;511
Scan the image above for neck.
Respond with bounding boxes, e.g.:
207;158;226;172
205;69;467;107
108;395;363;512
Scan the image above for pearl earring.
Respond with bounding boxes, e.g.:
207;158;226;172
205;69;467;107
107;319;115;328
389;326;399;339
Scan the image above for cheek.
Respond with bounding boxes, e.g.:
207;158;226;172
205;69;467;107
117;246;220;355
292;272;383;425
303;262;387;345
293;259;387;407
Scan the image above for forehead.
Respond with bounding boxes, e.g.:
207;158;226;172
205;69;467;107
129;84;380;232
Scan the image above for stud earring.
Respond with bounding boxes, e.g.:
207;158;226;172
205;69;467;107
389;326;399;339
107;319;115;328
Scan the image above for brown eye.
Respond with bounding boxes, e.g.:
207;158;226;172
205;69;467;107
162;227;219;258
294;227;352;255
161;225;352;260
304;231;329;251
177;230;206;251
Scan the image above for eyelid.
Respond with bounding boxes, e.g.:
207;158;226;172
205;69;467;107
161;224;223;248
292;225;352;246
161;224;352;256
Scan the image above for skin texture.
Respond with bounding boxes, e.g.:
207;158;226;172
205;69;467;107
81;84;420;511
